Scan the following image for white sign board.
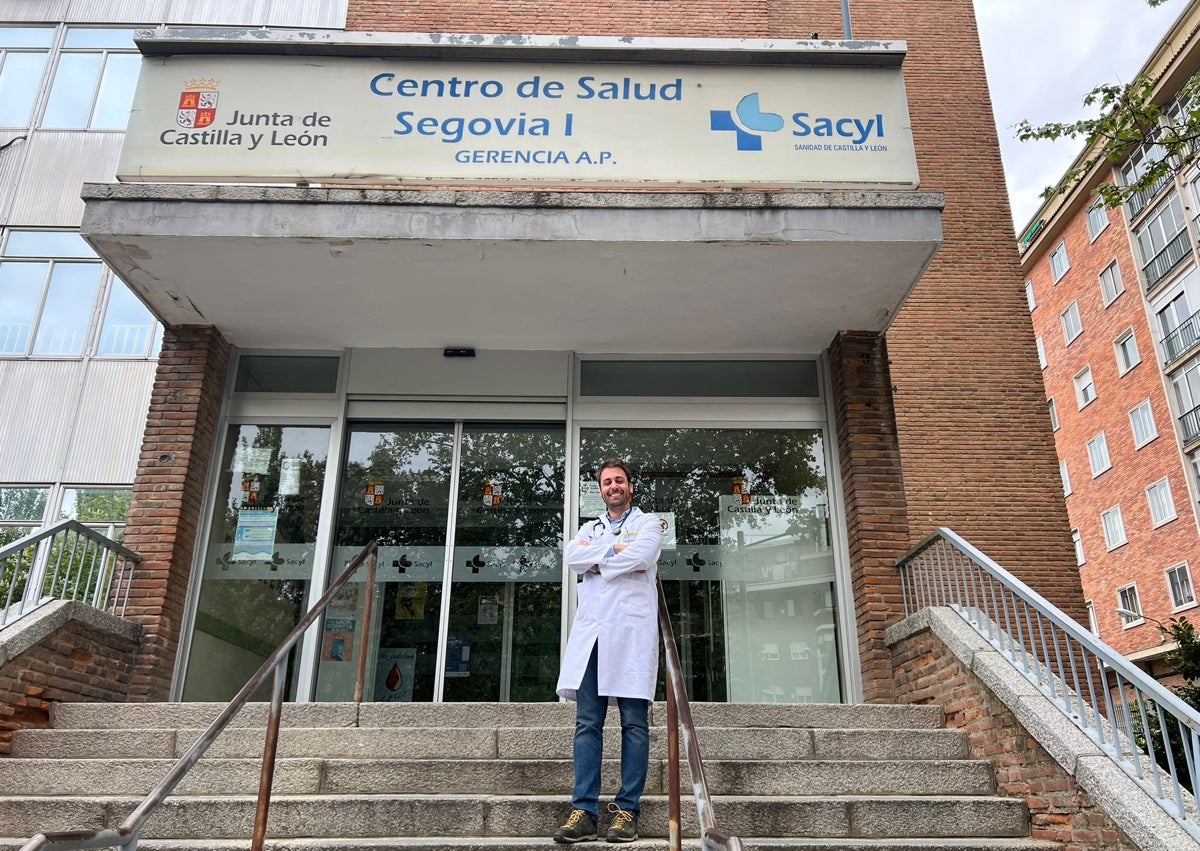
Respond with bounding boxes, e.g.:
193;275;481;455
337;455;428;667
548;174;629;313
119;55;918;187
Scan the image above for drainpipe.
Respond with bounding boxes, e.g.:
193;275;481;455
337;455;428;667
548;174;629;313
842;0;853;39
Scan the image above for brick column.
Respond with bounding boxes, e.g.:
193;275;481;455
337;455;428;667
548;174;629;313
829;331;910;702
121;326;231;701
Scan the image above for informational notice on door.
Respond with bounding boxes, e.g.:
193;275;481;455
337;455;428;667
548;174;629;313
579;481;604;518
374;647;416;701
232;506;278;561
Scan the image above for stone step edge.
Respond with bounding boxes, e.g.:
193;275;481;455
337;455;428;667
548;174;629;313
22;725;964;735
0;793;1026;803
0;839;1063;851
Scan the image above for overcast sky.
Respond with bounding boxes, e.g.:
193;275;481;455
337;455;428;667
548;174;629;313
974;0;1189;233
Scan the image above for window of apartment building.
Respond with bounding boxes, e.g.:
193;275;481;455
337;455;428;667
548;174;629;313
1157;290;1192;339
41;29;138;129
1129;400;1158;448
1122;140;1170;218
1072;529;1085;565
1117;584;1143;625
1088;432;1112;476
1167;562;1196;609
1075;365;1096;408
1147;478;1177;526
1050;241;1071;282
1036;336;1047;370
0;28;54;127
1049;397;1059;431
1102;505;1127;549
1099;261;1125;306
1114;329;1140;374
1061;301;1083;345
1025;281;1036;311
0;230;161;358
1087;203;1110;240
1136;193;1188;289
1086;600;1100;635
1060;460;1072;496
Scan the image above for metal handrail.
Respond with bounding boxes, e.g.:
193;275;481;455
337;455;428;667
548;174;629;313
656;578;744;851
897;527;1200;841
1162;307;1200;366
1180;404;1200;446
1142;226;1191;292
1;520;140;628
19;539;380;851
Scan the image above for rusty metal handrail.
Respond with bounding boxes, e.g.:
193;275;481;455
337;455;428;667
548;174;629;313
656;578;744;851
19;539;380;851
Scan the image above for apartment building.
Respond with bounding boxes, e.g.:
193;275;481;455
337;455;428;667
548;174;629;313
1021;0;1200;670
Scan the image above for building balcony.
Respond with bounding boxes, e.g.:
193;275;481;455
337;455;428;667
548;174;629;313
1162;307;1200;366
1180;403;1200;447
1142;228;1192;293
1126;170;1173;221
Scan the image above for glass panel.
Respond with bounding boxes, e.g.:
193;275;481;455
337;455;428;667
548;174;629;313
445;423;565;702
90;52;139;129
318;424;455;702
581;360;819;397
0;28;55;48
0;52;50;126
235;355;340;393
0;487;49;522
60;488;131;524
0;261;49;354
98;281;155;356
5;231;96;258
31;262;102;355
579;427;839;703
42;52;103;127
182;425;330;702
63;28;136;49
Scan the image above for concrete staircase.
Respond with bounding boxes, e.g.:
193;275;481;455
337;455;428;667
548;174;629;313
0;702;1061;851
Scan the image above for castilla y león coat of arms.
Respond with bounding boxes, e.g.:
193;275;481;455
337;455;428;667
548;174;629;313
177;79;219;128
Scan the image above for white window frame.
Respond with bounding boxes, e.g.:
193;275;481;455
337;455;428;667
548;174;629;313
1117;584;1144;627
1114;329;1140;375
1102;505;1128;550
1072;528;1085;565
1061;302;1083;345
1048;397;1059;431
1036;336;1047;370
1051;241;1071;282
1060;460;1072;496
1167;562;1196;611
1087;202;1110;241
1088;432;1112;477
1025;281;1036;311
1099;261;1125;306
1086;599;1100;635
1129;400;1158;448
1075;365;1096;408
1146;477;1177;526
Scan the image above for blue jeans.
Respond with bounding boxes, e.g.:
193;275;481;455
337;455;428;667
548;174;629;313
571;643;650;818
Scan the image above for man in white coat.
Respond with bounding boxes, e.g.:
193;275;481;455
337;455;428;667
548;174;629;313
553;458;662;844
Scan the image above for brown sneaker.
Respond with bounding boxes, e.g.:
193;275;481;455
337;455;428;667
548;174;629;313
605;803;639;843
554;809;599;843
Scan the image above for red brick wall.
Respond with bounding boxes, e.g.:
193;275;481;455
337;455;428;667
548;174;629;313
0;620;139;756
828;331;909;702
1026;197;1200;656
120;326;231;700
891;626;1137;850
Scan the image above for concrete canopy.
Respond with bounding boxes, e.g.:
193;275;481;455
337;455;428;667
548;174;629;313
80;184;942;354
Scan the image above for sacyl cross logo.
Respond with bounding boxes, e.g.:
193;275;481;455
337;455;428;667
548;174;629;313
710;93;784;151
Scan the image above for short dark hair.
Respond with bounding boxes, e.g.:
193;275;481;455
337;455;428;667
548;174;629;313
597;458;632;484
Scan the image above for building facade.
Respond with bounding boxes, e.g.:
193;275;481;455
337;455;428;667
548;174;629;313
1;0;1080;705
1021;1;1200;670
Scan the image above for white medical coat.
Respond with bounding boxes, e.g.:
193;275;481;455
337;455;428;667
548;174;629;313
556;507;663;702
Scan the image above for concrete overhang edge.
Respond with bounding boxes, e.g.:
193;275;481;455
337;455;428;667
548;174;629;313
131;27;907;68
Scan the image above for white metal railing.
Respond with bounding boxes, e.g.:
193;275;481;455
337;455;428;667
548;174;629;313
898;528;1200;841
0;520;138;628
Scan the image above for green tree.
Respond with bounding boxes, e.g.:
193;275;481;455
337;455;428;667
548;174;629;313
1015;0;1197;209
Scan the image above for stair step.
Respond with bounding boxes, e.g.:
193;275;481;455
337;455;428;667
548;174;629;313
0;758;994;797
0;839;1065;851
0;794;1030;840
45;702;947;732
12;726;969;762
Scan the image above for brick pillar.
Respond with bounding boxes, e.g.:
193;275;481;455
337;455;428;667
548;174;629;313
121;326;231;701
829;331;910;703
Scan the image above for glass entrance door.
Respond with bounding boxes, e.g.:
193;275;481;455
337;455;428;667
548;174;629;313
316;421;565;702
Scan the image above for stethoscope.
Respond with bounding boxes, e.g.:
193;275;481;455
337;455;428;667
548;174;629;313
591;508;632;538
